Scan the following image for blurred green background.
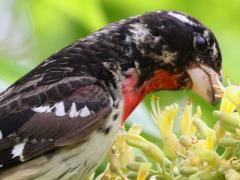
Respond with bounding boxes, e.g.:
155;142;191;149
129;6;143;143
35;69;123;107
0;0;240;135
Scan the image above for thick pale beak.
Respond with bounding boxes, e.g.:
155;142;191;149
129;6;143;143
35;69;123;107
187;64;222;105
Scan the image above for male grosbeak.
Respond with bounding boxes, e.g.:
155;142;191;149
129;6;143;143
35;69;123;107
0;11;221;179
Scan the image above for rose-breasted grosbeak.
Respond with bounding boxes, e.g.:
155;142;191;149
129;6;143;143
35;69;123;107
0;11;221;179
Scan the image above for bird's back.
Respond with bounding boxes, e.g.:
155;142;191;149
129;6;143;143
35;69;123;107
0;27;125;179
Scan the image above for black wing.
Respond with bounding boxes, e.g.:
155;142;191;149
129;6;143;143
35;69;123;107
0;76;113;167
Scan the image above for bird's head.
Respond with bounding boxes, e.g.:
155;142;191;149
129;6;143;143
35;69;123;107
120;11;222;121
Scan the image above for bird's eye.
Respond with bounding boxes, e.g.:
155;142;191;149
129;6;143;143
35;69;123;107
193;34;208;52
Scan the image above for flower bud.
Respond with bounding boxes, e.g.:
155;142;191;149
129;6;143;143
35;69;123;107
193;117;209;138
214;123;226;142
119;149;134;169
179;135;193;148
188;169;222;180
214;111;240;128
162;133;180;160
125;133;171;166
220;121;237;133
127;172;138;179
219;137;239;147
213;111;240;133
188;152;202;166
180;166;198;177
135;155;147;163
126;162;141;172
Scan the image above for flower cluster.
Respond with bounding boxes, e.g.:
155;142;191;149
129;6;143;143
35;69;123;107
93;82;240;180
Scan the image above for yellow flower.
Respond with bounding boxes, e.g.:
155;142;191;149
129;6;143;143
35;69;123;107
220;96;235;114
151;97;179;136
151;97;180;159
191;140;221;167
214;80;236;141
180;103;197;135
205;130;217;150
190;108;217;149
137;163;151;180
114;134;134;170
224;85;240;112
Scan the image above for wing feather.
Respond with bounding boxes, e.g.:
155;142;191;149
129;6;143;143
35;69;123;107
0;82;112;168
0;34;119;168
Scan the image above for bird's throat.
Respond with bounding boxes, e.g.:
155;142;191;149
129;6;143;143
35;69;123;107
121;68;179;123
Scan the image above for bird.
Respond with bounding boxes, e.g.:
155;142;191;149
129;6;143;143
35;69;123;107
0;10;222;179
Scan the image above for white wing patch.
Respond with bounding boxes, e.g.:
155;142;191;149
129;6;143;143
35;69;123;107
54;102;66;116
69;103;80;118
12;142;25;159
79;106;91;117
32;101;66;116
168;11;196;26
32;106;52;113
32;102;93;118
69;103;91;118
0;130;2;139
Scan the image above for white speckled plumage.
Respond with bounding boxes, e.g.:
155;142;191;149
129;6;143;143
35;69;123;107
11;143;25;160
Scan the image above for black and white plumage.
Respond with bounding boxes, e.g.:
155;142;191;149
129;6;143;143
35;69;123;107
0;11;222;179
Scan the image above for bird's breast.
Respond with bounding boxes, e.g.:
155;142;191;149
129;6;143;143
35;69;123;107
121;68;180;122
